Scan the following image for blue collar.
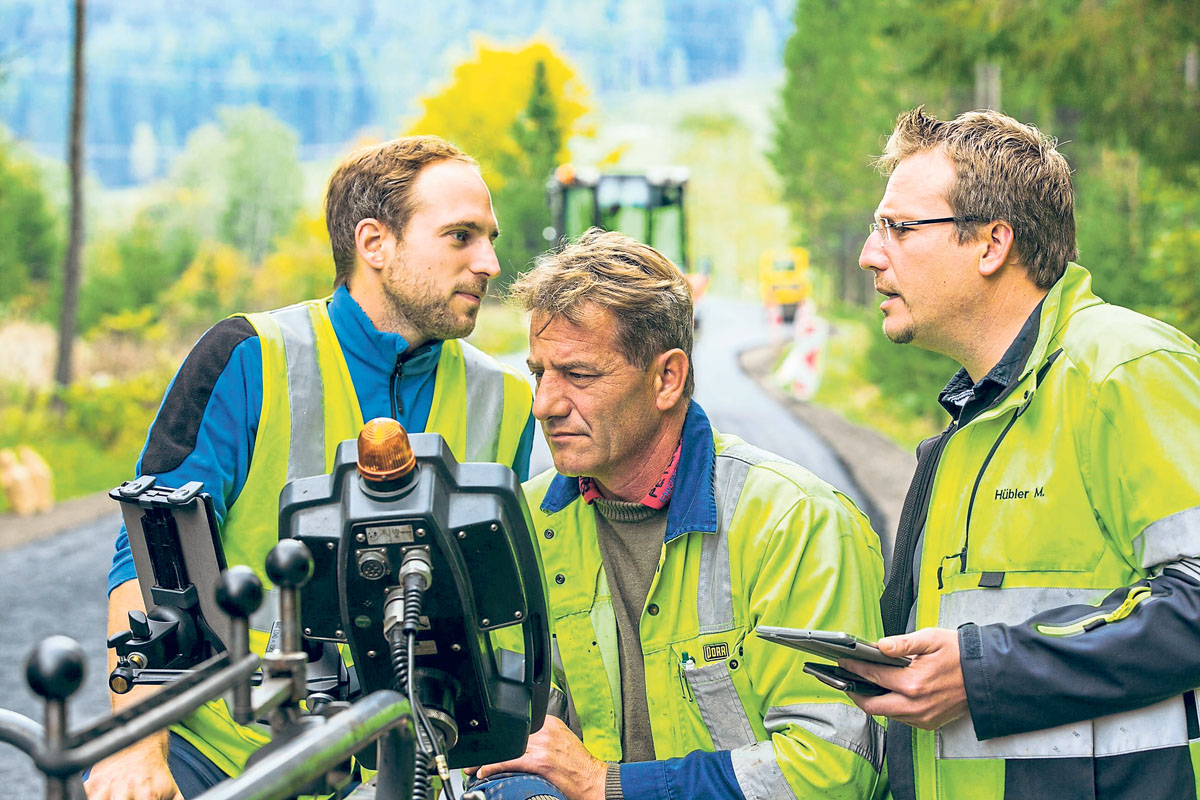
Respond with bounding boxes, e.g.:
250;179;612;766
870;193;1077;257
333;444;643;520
540;401;719;542
329;285;442;374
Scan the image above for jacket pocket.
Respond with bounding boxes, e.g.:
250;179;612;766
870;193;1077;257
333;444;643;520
680;654;757;751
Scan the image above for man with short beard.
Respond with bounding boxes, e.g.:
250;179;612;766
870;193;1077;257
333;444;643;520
85;136;535;800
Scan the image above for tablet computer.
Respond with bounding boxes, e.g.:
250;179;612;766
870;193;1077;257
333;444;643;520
755;626;911;667
803;662;890;696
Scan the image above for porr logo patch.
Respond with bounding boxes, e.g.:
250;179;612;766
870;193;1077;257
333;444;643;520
703;642;729;662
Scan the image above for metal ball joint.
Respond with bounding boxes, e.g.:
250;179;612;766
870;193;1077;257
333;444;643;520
265;539;315;589
215;565;264;619
26;635;86;701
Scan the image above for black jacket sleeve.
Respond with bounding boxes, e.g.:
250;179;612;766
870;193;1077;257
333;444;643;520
961;560;1200;740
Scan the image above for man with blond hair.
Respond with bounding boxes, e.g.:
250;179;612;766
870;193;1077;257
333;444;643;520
86;136;535;799
470;228;888;800
844;107;1200;800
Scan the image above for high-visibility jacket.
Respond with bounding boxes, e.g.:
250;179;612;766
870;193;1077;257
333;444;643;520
171;297;533;776
897;264;1200;800
525;401;888;800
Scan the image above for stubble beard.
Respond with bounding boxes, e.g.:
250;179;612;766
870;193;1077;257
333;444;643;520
884;319;916;345
881;297;916;345
381;261;482;344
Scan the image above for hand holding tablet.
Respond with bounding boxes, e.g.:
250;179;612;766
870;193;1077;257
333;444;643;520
756;626;910;696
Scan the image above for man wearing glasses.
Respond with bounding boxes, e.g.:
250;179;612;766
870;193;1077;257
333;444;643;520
842;107;1200;800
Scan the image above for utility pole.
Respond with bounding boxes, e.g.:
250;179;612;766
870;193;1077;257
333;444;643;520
974;59;1002;110
54;0;86;393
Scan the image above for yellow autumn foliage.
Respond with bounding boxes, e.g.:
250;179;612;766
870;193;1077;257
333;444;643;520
160;242;252;331
407;39;590;188
249;211;335;311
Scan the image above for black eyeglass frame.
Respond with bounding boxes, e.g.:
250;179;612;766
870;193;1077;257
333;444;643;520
869;215;986;242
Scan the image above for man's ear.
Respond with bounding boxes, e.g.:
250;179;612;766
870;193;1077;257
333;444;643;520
653;349;690;412
355;218;393;274
978;220;1016;278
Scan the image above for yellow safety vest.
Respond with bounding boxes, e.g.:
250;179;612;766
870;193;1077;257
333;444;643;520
171;297;532;776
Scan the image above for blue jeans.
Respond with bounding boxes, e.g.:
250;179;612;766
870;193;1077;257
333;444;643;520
465;771;569;799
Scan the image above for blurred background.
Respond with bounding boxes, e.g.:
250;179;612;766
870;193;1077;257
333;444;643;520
0;0;1196;510
0;1;1197;793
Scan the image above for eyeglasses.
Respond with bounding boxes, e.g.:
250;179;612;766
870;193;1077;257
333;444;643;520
869;215;983;245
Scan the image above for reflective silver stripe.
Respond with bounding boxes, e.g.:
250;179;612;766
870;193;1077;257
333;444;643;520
938;586;1109;629
939;694;1190;760
460;341;504;463
938;586;1189;759
728;740;798;800
684;662;756;750
270;304;325;481
1095;695;1188;756
1135;505;1200;568
697;444;769;634
938;714;1092;759
1163;556;1200;583
764;703;884;772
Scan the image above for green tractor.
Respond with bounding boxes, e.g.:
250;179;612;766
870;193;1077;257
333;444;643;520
545;165;708;322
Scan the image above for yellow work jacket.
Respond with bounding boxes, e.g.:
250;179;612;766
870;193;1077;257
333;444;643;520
900;265;1200;800
524;402;888;800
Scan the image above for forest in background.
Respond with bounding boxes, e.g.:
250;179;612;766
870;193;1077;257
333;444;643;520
0;0;1197;507
773;0;1200;427
0;0;790;185
0;28;789;509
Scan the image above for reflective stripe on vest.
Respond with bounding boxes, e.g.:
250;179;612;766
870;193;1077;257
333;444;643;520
693;443;883;785
274;303;326;482
690;443;764;753
697;444;764;634
765;703;885;773
1135;505;1200;569
235;303;327;636
938;586;1191;759
461;341;504;463
246;303;327;637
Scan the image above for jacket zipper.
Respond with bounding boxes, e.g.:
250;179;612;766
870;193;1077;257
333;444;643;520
389;356;404;419
953;406;1024;578
947;348;1063;582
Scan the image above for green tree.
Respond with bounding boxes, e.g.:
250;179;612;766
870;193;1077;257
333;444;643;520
771;0;913;307
77;203;200;332
408;40;590;286
491;59;564;287
171;105;303;263
884;0;1200;167
0;130;63;312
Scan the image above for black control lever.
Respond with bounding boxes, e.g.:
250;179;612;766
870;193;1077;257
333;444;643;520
108;605;201;694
